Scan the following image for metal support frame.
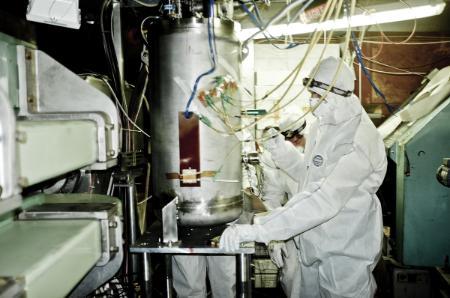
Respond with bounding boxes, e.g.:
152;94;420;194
237;253;252;298
126;175;139;278
109;171;142;284
131;233;254;298
142;253;152;298
164;255;173;298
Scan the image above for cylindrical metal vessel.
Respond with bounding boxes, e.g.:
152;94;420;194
151;18;242;226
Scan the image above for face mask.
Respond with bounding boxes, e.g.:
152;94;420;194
310;97;325;117
309;97;319;109
297;146;305;154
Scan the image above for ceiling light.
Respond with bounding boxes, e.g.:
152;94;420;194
240;0;446;40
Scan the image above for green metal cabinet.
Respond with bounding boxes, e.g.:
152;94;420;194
384;98;450;266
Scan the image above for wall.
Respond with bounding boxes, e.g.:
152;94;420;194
354;34;450;120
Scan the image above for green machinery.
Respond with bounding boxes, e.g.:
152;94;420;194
380;67;450;267
0;29;123;297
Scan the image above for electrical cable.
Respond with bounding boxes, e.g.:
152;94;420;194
208;0;337;135
109;3;129;112
240;2;260;26
102;78;151;138
362;39;450;45
251;0;336;104
234;0;256;20
239;0;355;138
184;0;217;118
239;0;301;49
351;0;444;99
256;0;339;102
140;16;159;49
354;0;417;45
100;0;133;151
132;0;156;7
261;0;350;123
100;0;121;100
361;35;450;40
137;195;152;205
195;0;355;138
242;0;315;48
222;0;347;137
357;1;449;46
361;57;426;76
209;0;444;139
128;63;149;150
376;0;417;44
261;0;340;106
354;62;425;76
345;1;394;113
358;28;384;60
353;34;394;113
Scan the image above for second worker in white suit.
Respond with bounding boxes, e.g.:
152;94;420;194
260;114;306;298
220;56;387;298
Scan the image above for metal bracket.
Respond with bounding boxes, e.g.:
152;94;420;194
68;215;124;297
19;203;121;266
0;77;21;209
16;46;121;169
162;197;179;244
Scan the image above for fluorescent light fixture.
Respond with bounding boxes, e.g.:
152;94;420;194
240;0;446;40
26;0;81;29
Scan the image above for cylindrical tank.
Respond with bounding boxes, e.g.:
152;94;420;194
151;18;242;226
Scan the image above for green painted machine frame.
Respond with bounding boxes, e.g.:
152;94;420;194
385;97;450;266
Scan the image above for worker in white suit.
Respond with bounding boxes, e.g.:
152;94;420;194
172;255;235;298
220;56;387;298
260;114;306;298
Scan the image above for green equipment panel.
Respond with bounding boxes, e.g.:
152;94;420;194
0;220;101;298
387;98;450;266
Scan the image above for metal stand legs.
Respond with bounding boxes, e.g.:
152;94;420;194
237;253;252;298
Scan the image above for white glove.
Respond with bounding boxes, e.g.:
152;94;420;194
268;241;288;268
219;224;255;252
263;128;284;153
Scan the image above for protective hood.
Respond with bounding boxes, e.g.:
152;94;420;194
279;113;306;135
306;56;361;125
308;56;356;96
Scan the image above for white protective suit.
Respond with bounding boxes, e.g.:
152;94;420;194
220;57;387;297
261;150;302;298
172;255;235;298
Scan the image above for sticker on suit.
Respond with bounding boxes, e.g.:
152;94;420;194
312;155;324;167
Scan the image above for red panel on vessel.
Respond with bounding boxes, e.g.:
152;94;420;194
178;112;201;187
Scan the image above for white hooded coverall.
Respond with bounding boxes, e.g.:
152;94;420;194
220;57;387;298
261;151;302;298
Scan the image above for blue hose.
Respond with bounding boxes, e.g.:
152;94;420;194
184;0;217;118
351;32;394;113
